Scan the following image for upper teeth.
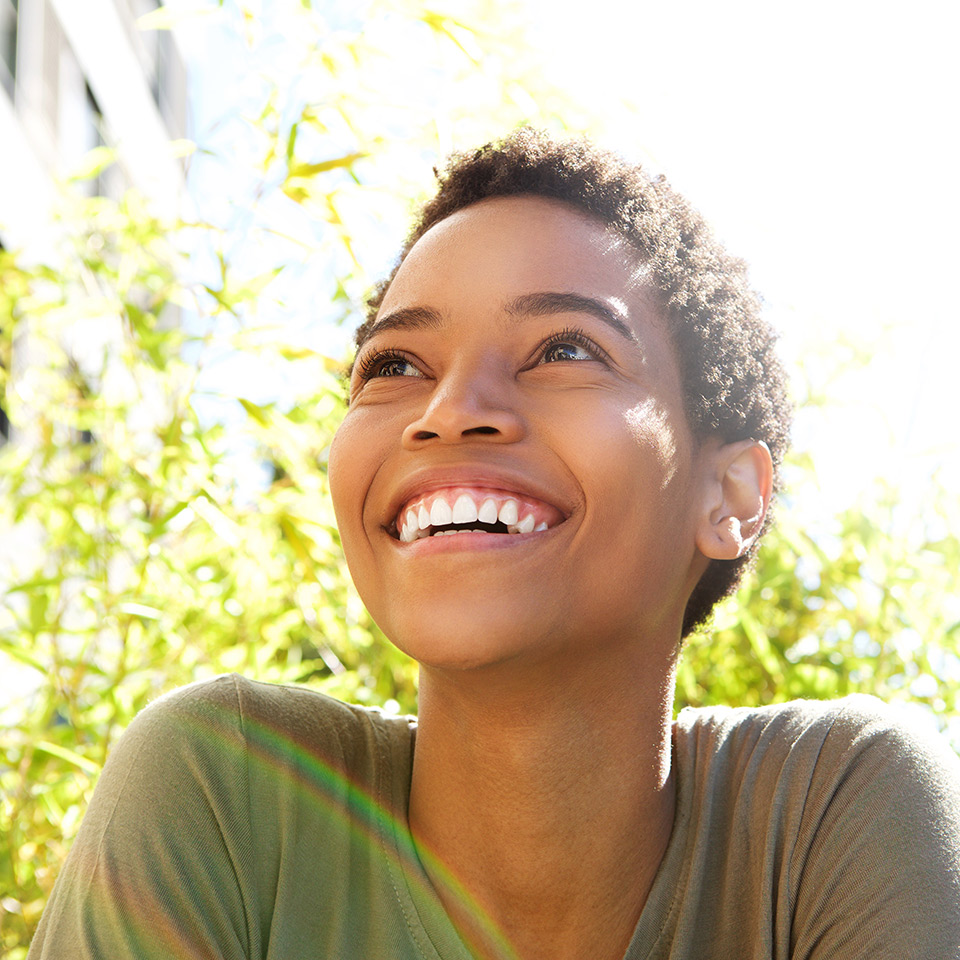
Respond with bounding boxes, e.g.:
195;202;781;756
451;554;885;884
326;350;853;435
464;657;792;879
397;490;552;542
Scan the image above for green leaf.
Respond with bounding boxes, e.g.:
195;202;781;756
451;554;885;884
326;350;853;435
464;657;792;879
33;742;101;777
287;153;366;179
67;147;117;183
286;123;299;165
166;139;198;160
278;515;318;581
118;602;163;621
239;397;271;426
0;642;46;675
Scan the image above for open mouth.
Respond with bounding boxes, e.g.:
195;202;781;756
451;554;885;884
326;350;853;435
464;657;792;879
393;487;563;542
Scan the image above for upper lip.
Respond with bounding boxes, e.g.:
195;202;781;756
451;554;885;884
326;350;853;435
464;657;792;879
383;462;575;533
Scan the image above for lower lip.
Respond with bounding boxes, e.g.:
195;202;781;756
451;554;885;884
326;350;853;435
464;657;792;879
388;528;556;555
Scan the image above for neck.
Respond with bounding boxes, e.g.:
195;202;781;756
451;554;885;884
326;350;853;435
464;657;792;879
408;647;678;960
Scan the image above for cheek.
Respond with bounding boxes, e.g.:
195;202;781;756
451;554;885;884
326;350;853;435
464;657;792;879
623;399;683;491
571;397;696;560
327;413;373;536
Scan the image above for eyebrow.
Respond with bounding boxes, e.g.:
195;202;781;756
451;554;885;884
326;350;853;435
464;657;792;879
366;292;638;345
504;292;637;343
364;305;445;339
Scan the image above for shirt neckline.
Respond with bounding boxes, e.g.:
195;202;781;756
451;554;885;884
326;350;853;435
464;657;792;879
370;712;696;960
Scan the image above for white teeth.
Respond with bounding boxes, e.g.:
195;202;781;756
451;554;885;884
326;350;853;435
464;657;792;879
452;494;478;524
430;498;453;526
516;514;535;534
399;509;419;542
398;492;557;542
498;499;519;526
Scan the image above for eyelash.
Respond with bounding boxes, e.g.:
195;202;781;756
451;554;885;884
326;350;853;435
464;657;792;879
354;326;609;384
535;326;609;364
354;349;418;382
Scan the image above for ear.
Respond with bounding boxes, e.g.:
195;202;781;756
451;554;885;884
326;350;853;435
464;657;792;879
695;440;774;561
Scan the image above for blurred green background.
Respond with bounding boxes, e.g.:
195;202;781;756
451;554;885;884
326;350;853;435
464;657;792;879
1;1;958;954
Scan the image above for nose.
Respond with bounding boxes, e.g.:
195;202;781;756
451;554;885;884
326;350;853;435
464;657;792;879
401;360;524;448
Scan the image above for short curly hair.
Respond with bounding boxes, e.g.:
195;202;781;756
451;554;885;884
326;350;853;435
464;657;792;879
355;128;792;637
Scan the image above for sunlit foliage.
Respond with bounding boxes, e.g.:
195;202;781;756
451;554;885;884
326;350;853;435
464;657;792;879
681;462;960;720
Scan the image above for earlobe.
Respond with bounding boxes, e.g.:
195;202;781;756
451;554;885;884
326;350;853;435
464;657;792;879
695;440;774;561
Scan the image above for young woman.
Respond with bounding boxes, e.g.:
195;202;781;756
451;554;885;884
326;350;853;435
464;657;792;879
29;130;960;960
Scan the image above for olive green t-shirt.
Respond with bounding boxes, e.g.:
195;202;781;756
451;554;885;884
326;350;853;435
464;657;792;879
28;674;960;959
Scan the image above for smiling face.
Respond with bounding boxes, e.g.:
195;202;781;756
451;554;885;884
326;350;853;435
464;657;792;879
329;196;713;671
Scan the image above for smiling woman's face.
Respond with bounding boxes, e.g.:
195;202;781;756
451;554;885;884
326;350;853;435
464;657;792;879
329;196;711;671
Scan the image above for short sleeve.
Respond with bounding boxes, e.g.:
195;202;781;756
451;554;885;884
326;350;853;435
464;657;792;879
27;675;260;960
791;697;960;959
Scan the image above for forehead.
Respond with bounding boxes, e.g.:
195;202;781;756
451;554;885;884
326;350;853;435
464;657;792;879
377;196;652;321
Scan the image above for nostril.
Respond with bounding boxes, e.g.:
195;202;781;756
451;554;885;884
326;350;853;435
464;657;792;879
409;425;498;442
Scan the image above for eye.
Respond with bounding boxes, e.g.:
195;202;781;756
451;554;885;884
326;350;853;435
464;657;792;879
541;340;594;363
536;327;608;365
355;349;425;382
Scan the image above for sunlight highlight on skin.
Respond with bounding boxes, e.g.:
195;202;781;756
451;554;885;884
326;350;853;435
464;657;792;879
623;399;679;489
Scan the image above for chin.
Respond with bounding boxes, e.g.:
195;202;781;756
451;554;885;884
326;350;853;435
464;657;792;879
378;603;558;673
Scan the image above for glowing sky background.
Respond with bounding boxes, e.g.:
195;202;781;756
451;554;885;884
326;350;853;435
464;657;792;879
179;0;959;528
526;0;959;523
